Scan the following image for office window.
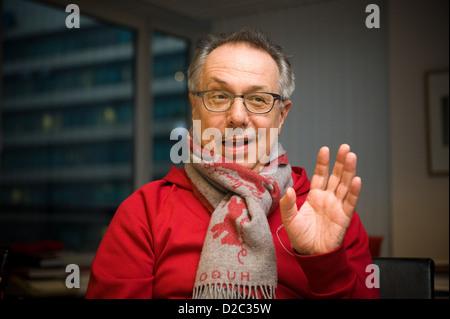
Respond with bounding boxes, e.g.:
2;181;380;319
0;0;135;250
151;31;189;180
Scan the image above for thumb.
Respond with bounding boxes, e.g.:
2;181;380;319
279;187;298;225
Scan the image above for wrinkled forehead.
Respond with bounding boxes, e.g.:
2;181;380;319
200;43;280;91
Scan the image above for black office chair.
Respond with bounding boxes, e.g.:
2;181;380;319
372;257;435;299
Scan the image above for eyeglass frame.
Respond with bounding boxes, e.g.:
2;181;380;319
192;90;282;114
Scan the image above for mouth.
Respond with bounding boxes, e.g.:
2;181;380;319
222;136;250;147
221;136;256;155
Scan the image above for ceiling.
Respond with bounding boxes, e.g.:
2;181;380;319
137;0;330;20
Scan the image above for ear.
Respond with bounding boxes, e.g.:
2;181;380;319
277;100;291;135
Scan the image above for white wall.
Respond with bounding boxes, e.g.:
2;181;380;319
213;0;391;254
389;0;449;262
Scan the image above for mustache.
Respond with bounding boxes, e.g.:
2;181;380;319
222;127;257;140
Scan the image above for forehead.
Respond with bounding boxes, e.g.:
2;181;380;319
201;43;279;91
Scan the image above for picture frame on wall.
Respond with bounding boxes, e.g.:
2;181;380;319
425;68;449;176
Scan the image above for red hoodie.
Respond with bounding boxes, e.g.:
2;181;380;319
86;166;379;299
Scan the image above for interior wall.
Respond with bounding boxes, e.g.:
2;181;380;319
389;0;449;262
212;0;391;254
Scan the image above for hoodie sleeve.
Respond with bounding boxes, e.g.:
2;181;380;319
294;212;380;298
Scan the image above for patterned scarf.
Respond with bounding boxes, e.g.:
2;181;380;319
184;132;293;299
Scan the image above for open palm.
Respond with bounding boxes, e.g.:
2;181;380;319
280;144;361;255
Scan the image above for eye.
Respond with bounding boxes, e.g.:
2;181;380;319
212;93;228;100
247;94;269;104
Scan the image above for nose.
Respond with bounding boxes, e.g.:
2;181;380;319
226;97;250;128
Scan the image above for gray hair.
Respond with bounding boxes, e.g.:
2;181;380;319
187;28;295;101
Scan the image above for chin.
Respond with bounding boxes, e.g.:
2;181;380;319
236;161;263;172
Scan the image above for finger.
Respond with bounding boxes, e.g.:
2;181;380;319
326;144;351;192
342;176;362;218
310;146;329;190
336;152;357;200
279;187;298;225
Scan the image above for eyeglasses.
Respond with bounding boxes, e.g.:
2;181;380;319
193;90;282;114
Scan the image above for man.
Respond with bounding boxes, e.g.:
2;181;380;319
86;28;379;299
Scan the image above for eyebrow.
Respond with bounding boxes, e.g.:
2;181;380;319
205;77;268;92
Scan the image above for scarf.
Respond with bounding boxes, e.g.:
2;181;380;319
184;132;293;299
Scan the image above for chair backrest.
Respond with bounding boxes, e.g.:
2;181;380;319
0;247;13;299
372;257;435;299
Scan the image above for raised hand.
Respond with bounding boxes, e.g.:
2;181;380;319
280;144;362;255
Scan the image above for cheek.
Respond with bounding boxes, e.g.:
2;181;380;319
192;109;227;147
252;115;281;150
192;104;201;121
252;113;281;134
200;115;225;133
192;105;210;129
